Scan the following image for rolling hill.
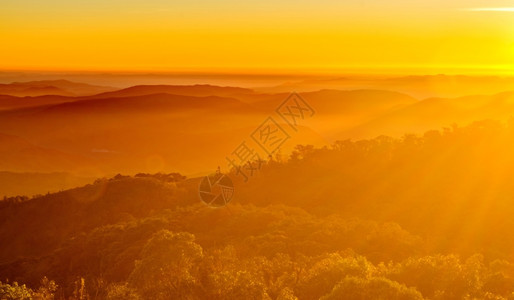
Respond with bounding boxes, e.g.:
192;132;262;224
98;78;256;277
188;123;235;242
265;75;514;99
338;91;514;139
0;133;90;172
0;94;78;110
88;84;254;99
0;80;116;97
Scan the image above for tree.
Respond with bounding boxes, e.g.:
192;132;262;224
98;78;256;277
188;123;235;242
33;277;58;300
106;283;141;300
321;276;423;300
0;281;33;300
297;253;375;299
128;230;203;300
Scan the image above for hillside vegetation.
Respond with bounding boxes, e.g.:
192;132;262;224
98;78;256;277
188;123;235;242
3;120;514;299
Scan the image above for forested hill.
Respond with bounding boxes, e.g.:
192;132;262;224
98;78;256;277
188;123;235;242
3;120;514;299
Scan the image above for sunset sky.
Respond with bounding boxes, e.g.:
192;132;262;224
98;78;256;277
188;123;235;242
1;0;514;73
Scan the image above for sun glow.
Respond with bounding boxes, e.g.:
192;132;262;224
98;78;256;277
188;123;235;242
1;0;513;73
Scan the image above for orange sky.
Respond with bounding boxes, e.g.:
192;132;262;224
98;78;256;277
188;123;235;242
1;0;514;73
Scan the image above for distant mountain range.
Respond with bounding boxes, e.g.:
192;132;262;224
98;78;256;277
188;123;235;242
1;78;514;196
337;91;514;139
264;75;514;99
87;84;254;99
0;80;116;97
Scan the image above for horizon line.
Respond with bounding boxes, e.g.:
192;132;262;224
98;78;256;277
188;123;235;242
1;65;514;76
